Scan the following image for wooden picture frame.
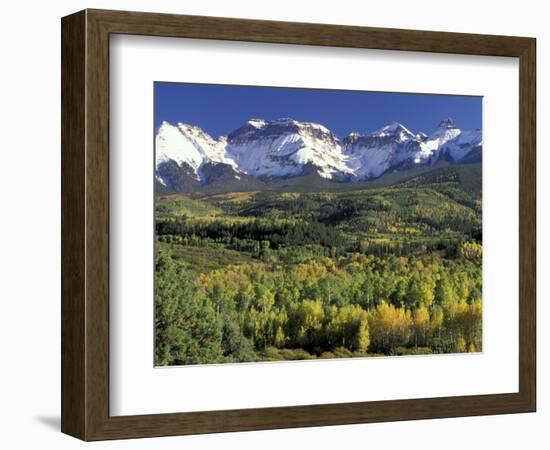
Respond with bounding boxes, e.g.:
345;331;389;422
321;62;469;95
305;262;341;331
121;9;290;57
61;8;536;441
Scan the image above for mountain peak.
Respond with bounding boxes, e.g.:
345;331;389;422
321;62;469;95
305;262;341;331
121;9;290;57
268;118;332;134
246;118;268;128
437;118;457;129
272;117;296;123
369;122;415;143
373;121;405;133
233;118;334;139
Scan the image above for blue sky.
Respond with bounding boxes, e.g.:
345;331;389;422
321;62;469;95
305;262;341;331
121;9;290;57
155;82;482;138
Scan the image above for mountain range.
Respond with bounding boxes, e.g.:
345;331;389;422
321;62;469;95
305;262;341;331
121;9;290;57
155;117;482;193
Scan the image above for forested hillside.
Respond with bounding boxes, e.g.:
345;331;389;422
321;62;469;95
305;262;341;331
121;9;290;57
155;165;482;365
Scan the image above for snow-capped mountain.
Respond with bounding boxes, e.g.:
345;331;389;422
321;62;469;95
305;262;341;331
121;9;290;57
341;118;481;180
225;118;353;179
439;128;482;162
155;117;481;191
343;122;429;179
156;121;237;178
424;118;462;153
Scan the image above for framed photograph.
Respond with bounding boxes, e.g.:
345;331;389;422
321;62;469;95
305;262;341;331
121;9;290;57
61;9;536;440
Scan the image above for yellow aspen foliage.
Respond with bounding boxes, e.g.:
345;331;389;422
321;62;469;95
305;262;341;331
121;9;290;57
368;301;412;354
412;306;430;346
327;304;370;352
458;241;483;261
456;336;467;352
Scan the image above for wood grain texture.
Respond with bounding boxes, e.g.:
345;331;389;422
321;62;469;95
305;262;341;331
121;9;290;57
61;10;86;439
89;8;532;56
518;38;536;410
60;8;537;441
